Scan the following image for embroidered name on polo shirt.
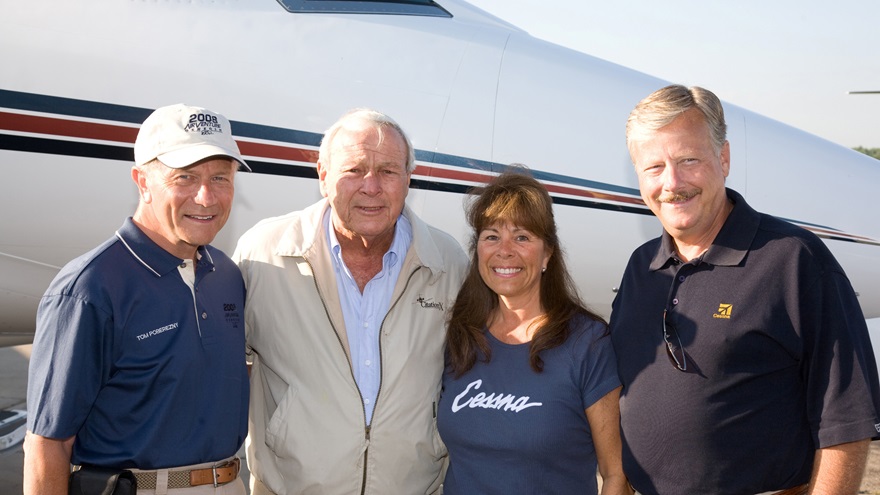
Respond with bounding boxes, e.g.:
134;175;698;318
136;322;179;341
713;303;732;319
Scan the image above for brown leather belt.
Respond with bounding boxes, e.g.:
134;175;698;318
133;457;240;489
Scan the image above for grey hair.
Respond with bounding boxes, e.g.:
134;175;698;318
318;108;415;173
626;85;727;154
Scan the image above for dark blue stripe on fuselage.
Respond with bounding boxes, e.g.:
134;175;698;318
0;134;133;162
0;89;151;124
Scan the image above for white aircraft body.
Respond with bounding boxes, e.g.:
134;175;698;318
1;0;879;349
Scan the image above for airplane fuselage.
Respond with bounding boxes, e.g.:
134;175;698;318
1;0;878;347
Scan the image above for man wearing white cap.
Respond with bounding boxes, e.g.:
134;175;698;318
24;104;250;495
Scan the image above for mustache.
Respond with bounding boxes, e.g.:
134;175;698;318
658;189;699;203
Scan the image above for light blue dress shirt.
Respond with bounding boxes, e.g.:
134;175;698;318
327;209;413;425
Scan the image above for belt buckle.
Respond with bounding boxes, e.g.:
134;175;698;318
211;459;230;487
210;458;238;487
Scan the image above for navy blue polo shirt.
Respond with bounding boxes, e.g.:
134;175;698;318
27;218;248;469
610;189;880;495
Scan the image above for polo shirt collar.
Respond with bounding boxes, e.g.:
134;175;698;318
649;233;681;271
649;188;759;270
115;217;214;277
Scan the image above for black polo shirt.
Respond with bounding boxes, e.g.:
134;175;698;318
610;189;880;495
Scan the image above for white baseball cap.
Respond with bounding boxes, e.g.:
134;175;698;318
134;103;250;171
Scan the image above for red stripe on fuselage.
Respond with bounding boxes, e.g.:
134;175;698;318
542;182;645;205
412;165;644;205
236;141;318;164
1;111;643;207
0;111;137;143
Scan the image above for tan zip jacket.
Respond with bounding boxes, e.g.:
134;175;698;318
233;199;467;495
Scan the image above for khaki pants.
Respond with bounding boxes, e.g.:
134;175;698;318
252;476;445;495
634;485;808;495
251;477;273;495
757;484;810;495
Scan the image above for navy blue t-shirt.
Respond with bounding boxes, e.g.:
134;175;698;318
27;218;249;469
438;315;620;494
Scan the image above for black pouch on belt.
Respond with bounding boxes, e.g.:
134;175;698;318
69;465;137;495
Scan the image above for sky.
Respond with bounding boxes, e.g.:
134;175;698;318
465;0;879;149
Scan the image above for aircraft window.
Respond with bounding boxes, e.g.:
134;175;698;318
276;0;451;17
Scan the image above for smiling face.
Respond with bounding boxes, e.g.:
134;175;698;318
630;108;732;255
477;221;552;307
317;119;411;248
132;157;236;260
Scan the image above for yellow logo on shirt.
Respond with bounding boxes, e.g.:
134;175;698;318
713;303;732;319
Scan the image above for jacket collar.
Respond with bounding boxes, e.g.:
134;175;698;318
274;199;449;279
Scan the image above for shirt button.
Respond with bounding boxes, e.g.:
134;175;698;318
365;360;372;366
364;398;371;405
672;298;679;305
179;262;186;268
201;312;208;319
678;276;686;282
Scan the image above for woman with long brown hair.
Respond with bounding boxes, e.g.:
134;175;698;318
437;168;629;494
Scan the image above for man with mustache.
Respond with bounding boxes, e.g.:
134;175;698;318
233;108;467;494
610;85;880;495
